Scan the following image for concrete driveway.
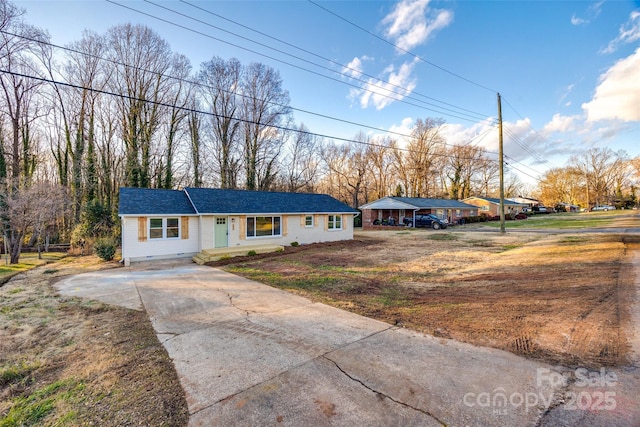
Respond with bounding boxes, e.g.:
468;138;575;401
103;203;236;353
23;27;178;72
56;261;640;426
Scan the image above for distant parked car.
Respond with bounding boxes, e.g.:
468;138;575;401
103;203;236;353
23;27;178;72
591;205;616;211
403;214;448;229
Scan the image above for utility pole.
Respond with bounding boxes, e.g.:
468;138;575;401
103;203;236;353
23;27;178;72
497;93;506;234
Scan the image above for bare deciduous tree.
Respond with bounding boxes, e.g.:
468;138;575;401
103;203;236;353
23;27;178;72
241;62;291;190
281;123;319;193
405;118;446;197
199;57;242;189
571;147;629;207
1;180;67;263
107;23;173;188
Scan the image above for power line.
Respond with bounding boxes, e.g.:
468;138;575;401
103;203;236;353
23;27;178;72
504;161;541;182
1;68;498;162
2;29;485;150
502;126;548;166
306;0;556;182
105;0;489;124
504;154;544;178
176;0;489;120
501;95;561;169
307;0;497;94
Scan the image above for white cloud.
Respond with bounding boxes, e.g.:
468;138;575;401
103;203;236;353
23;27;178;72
571;1;604;26
582;47;640;122
443;120;495;149
543;114;580;133
388;117;414;137
356;58;419;110
571;15;586;26
601;10;640;54
558;82;576;106
342;56;372;79
382;0;454;51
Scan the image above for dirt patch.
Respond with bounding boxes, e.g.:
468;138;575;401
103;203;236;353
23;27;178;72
0;256;188;426
217;229;636;368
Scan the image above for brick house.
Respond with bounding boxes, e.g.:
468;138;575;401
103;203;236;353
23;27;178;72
358;196;479;229
462;197;527;217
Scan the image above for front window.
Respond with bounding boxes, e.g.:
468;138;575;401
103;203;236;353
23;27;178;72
149;217;179;239
166;218;179;238
246;216;282;238
328;214;342;230
305;215;313;227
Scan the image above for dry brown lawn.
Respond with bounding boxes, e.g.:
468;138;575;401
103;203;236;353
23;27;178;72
218;226;638;369
0;256;188;426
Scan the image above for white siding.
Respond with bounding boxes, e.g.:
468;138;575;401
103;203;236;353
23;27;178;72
200;215;215;249
121;216;199;264
224;214;354;248
121;213;354;263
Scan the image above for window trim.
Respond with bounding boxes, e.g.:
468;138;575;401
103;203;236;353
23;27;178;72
246;216;282;239
304;215;314;227
149;217;181;240
328;214;342;230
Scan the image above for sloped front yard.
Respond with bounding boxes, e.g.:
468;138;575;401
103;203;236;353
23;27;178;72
214;228;636;368
0;256;188;426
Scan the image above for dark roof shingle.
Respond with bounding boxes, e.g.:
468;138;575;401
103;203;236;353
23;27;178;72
185;187;357;214
118;187;357;216
118;187;197;215
389;197;478;209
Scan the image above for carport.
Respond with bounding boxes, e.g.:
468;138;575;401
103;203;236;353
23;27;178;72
359;196;479;228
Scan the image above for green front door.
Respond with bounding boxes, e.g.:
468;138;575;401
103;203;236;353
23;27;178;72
214;217;228;248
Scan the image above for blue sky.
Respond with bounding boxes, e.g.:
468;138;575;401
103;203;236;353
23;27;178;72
15;0;640;185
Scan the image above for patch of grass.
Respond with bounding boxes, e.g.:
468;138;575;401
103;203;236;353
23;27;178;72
466;239;494;247
500;244;521;251
560;236;587;244
287;275;342;290
0;360;41;386
0;253;67;285
7;287;24;294
1;379;84;427
483;213;617;229
426;233;458;241
1;255;189;426
247;250;257;256
372;287;409;307
226;266;281;283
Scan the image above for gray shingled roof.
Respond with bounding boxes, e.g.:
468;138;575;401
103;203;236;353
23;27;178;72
118;187;196;215
468;197;525;205
391;197;478;209
118;187;357;216
184;187;357;214
360;196;478;210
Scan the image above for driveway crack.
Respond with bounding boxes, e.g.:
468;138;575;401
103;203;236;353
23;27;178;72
323;355;446;426
534;375;576;427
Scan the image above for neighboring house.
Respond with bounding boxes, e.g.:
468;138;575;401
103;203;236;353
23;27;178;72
359;196;479;229
557;202;580;212
508;196;541;208
119;187;358;265
463;197;527;217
